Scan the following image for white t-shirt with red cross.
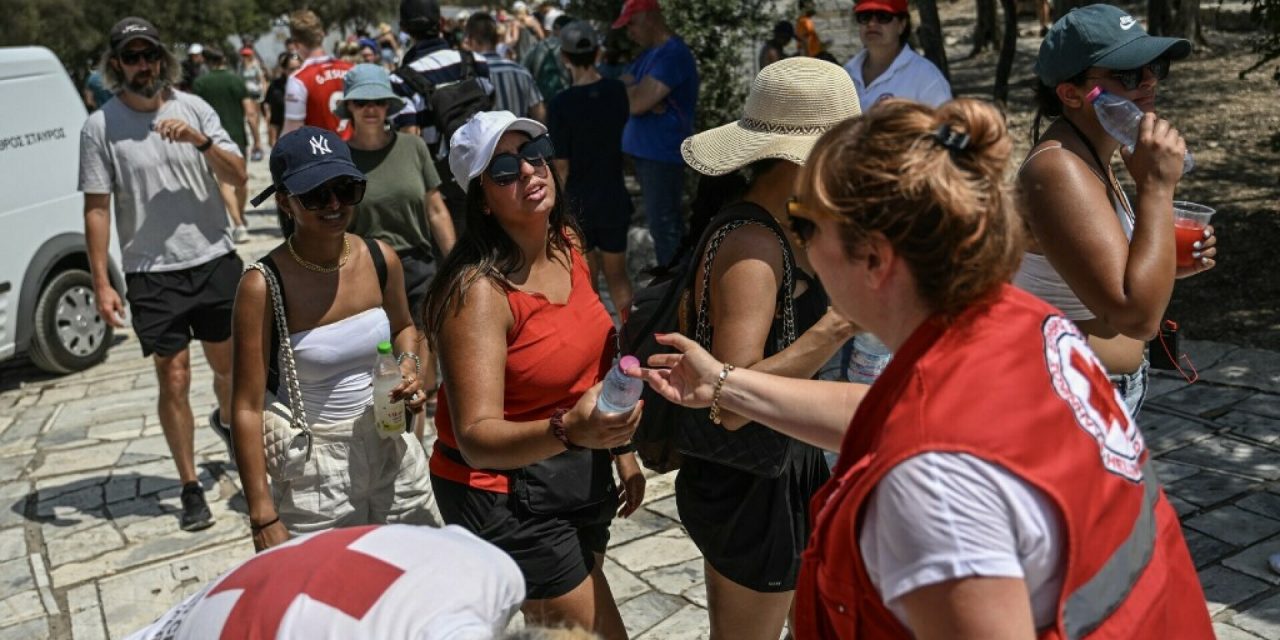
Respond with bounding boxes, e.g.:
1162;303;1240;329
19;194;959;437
125;525;524;640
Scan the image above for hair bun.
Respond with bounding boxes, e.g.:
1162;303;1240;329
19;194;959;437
934;99;1012;174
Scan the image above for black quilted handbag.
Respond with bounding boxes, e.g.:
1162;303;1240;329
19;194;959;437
673;205;798;478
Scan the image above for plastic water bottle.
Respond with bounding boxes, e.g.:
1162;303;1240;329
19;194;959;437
1087;87;1194;174
847;334;892;385
372;341;405;439
597;355;644;415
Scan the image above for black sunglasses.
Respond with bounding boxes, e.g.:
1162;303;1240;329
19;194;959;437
1096;57;1171;91
855;10;902;25
786;197;817;248
291;177;367;210
119;48;163;65
486;135;554;186
349;99;392;109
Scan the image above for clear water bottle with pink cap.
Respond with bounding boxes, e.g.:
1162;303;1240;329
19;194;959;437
1087;87;1194;174
597;355;644;415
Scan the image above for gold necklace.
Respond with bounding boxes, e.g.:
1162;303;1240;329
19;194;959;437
287;235;349;273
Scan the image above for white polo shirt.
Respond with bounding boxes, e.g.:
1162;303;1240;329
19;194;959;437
844;45;952;111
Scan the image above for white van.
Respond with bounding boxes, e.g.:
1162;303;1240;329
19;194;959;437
0;47;123;374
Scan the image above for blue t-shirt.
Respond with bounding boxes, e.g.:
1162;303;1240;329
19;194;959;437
622;37;698;165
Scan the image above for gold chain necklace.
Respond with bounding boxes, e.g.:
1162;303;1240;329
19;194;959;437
287;235;349;273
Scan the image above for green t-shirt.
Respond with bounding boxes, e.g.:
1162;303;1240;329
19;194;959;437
192;68;248;149
349;133;443;253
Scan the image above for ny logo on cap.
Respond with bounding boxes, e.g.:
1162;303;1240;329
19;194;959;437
1119;15;1136;30
310;136;333;155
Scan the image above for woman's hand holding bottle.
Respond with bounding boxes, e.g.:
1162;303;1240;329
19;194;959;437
562;383;643;450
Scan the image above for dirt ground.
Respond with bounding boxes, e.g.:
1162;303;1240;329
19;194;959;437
939;2;1280;350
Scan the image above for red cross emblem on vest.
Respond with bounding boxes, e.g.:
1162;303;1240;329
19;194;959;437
208;525;405;639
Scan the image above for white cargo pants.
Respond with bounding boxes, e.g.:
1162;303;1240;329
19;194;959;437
271;406;440;534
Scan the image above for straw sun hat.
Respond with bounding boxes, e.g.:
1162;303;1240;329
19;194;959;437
681;57;861;176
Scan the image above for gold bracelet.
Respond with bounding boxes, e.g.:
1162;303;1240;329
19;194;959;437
709;362;735;425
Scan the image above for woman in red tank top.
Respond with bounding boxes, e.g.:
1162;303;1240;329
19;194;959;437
421;111;643;639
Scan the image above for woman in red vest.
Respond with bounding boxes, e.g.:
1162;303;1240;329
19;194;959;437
630;99;1212;639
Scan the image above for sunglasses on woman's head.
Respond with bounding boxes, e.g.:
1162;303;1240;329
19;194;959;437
486;135;554;187
291;177;367;210
786;197;817;248
855;10;901;25
119;48;163;65
1096;57;1171;91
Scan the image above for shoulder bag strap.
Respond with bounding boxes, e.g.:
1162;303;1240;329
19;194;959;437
694;213;797;350
244;262;310;436
364;237;388;291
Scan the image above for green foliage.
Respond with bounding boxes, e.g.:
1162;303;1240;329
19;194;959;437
0;0;395;83
1242;0;1280;82
568;0;777;133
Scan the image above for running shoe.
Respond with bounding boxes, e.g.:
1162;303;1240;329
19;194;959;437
250;148;264;162
232;225;249;244
179;483;214;531
208;408;234;459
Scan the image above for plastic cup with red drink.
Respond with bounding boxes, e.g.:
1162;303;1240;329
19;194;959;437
1172;201;1214;268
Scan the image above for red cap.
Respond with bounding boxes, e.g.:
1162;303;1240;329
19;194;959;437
239;47;254;56
855;0;908;14
613;0;661;29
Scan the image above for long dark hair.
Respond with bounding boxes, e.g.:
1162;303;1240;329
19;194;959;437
1031;71;1086;142
422;161;579;346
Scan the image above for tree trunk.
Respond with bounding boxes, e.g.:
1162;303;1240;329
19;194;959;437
916;0;952;82
994;0;1019;105
1052;0;1089;17
1148;0;1175;35
1174;0;1208;45
971;0;1002;57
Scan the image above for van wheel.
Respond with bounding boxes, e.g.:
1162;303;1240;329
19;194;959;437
28;269;113;374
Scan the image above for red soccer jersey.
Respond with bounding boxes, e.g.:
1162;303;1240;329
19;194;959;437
284;56;352;134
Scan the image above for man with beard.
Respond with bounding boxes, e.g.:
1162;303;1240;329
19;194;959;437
79;17;247;532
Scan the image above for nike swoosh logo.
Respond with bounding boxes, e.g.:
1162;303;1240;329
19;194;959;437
1120;17;1137;30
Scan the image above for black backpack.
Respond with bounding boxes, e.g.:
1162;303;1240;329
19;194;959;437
395;53;493;149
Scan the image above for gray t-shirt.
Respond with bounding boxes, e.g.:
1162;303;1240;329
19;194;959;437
79;90;238;273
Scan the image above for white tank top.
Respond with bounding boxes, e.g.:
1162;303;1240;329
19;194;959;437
284;307;390;423
1012;145;1134;322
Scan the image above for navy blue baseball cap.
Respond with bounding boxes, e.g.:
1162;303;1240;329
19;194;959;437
250;127;365;207
1036;5;1191;87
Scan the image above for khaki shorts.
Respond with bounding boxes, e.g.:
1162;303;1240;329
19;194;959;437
272;406;440;534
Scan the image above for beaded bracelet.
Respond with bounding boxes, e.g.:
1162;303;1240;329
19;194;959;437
397;352;422;377
709;362;735;425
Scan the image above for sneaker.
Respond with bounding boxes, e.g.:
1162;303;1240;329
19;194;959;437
208;409;234;459
250;148;264;162
179;483;214;531
232;225;250;244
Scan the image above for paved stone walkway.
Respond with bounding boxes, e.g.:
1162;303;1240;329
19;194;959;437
3;160;1278;639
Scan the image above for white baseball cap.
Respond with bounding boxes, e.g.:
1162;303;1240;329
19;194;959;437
187;43;204;55
448;111;547;193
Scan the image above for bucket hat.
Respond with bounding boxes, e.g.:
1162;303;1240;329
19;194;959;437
681;57;861;176
448;111;547;193
1036;4;1191;87
250;127;365;207
333;64;407;119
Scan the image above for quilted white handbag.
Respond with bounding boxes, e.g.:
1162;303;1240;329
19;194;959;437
244;262;312;481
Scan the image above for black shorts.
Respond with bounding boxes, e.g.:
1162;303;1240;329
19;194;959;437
582;224;628;255
431;475;611;600
124;252;243;357
397;249;437;330
676;441;830;592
